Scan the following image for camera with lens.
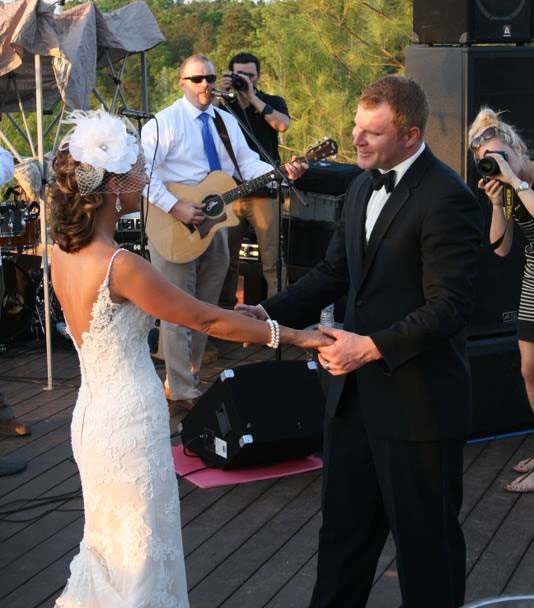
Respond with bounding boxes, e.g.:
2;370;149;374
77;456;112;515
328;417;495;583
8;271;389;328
476;151;508;177
230;73;248;91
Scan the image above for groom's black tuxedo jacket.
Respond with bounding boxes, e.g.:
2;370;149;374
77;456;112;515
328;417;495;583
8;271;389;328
263;146;483;441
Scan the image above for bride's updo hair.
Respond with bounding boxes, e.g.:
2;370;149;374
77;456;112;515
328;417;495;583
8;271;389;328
50;148;107;253
468;107;528;158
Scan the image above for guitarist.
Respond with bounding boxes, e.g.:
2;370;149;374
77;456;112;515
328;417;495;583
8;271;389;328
217;52;290;309
141;54;305;412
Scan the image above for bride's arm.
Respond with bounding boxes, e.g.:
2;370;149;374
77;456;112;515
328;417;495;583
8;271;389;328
110;250;331;350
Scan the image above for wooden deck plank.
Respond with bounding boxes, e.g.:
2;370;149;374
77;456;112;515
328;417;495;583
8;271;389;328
0;395;76;458
186;474;317;590
1;547;76;608
264;556;317;608
0;514;83;600
183;479;281;561
219;512;321;608
188;474;321;606
1;343;534;608
0;474;82;570
0;459;78;542
465;490;534;601
504;535;534;596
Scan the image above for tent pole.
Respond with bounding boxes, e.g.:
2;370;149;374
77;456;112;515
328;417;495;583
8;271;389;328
35;54;53;391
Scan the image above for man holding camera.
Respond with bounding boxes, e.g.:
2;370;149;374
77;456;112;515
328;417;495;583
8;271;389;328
218;52;290;308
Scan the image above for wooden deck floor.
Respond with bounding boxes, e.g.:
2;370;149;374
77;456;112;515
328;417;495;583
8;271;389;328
1;338;533;608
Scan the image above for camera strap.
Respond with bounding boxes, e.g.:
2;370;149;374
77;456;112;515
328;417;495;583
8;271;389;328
212;110;244;182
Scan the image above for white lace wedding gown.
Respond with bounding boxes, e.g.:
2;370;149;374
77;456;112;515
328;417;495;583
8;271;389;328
55;249;189;608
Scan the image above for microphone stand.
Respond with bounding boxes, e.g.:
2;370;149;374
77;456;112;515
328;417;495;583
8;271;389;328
215;94;308;361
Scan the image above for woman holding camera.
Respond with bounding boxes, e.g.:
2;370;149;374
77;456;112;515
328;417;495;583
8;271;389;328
469;107;534;493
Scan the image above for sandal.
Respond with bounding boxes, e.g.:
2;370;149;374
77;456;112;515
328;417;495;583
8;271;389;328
505;469;534;493
512;456;534;474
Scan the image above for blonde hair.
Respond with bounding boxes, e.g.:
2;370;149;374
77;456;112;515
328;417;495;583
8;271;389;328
468;107;528;158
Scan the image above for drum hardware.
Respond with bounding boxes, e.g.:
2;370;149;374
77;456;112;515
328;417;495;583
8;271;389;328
0;255;35;342
115;211;142;253
0;199;40;251
30;268;69;343
0;252;68;347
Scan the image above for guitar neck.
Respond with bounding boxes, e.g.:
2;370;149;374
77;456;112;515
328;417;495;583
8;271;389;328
222;170;278;205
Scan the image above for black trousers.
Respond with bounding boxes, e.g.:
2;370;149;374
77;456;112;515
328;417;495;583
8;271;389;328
309;391;466;608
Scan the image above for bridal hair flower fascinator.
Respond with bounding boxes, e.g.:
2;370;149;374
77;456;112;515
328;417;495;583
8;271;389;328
59;108;146;198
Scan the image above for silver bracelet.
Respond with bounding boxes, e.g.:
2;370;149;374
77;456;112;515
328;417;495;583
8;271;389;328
266;319;280;349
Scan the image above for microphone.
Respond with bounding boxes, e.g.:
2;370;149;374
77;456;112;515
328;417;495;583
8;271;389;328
118;107;155;121
210;88;236;102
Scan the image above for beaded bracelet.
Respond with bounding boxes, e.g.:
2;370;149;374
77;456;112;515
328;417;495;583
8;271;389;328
266;318;280;349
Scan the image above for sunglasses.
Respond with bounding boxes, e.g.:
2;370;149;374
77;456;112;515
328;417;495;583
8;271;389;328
183;74;217;84
470;126;502;150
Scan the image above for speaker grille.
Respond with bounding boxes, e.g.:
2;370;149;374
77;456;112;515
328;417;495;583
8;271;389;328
475;0;527;20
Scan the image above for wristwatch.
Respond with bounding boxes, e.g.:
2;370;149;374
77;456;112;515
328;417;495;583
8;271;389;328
260;104;274;118
515;180;530;193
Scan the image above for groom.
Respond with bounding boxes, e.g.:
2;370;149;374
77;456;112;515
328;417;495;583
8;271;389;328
238;76;482;607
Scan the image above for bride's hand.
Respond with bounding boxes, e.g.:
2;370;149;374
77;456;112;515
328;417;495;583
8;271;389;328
293;328;335;350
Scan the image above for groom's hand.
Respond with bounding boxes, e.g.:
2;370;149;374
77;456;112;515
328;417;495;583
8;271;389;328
234;304;268;321
234;303;268;347
317;326;382;375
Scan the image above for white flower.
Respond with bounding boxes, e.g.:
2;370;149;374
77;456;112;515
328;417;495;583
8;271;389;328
62;108;139;175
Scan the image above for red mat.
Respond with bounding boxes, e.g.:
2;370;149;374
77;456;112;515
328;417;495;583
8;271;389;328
172;445;323;489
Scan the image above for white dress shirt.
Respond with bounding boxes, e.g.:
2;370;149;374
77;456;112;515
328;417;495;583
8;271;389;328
365;143;426;242
141;97;274;212
0;145;14;187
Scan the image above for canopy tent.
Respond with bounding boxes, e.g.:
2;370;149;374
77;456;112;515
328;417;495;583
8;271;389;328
0;0;164;113
0;0;164;387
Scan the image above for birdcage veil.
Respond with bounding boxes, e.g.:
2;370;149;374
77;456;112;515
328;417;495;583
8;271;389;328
58;108;146;196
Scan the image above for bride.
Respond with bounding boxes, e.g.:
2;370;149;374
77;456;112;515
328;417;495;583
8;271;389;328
50;109;330;607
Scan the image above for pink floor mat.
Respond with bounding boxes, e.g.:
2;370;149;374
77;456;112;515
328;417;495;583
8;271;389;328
172;445;323;489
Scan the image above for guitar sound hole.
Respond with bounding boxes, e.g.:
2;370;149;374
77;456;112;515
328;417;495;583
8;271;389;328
202;195;225;219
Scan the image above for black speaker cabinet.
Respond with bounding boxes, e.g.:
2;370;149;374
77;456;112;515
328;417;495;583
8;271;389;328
179;360;325;469
413;0;532;44
405;45;534;335
469;335;532;437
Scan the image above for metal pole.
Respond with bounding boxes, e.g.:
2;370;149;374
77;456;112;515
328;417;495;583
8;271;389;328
140;51;149;113
35;54;53;390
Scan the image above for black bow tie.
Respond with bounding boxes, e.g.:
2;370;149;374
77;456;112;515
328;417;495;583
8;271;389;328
371;170;397;194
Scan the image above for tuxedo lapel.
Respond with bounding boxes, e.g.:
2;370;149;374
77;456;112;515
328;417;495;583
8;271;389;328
350;177;373;280
358;148;434;289
360;184;410;283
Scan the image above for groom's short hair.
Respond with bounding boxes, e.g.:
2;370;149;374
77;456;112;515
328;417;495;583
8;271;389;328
359;75;429;138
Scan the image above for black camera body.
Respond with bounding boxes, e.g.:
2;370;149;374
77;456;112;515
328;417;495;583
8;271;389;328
476;151;508;177
230;73;248;91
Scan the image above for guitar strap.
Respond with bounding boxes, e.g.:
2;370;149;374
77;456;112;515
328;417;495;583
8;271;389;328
212;110;244;183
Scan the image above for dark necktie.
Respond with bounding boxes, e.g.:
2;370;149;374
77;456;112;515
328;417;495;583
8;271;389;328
371;169;396;194
198;112;222;172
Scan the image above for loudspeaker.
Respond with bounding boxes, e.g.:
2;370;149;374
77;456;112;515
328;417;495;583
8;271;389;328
283;217;337;269
469;335;533;437
413;0;532;44
405;45;534;335
179;360;325;469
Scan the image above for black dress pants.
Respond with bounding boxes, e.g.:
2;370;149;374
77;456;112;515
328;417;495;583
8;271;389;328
309;391;466;608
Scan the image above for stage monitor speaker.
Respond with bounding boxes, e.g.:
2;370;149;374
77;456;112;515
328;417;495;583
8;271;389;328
405;45;534;336
179;360;325;469
413;0;532;44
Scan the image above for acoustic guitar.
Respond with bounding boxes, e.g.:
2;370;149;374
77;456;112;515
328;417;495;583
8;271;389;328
144;138;338;264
